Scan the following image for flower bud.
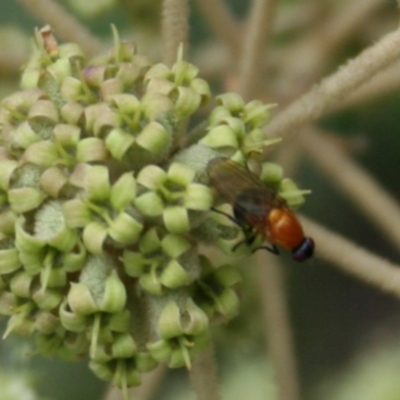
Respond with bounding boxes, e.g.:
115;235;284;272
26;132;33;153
100;270;127;313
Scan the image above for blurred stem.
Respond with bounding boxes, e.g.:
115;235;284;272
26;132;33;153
16;0;103;57
237;0;278;101
277;0;385;96
302;216;400;299
189;346;221;400
195;0;240;59
264;26;400;140
104;363;168;400
300;129;400;251
255;253;300;400
162;0;189;66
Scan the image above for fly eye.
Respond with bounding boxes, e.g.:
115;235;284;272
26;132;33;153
292;237;314;262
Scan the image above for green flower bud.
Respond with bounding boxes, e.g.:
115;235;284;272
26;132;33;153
0;291;19;315
111;333;137;358
107;309;131;332
76;138;109;163
0;246;20;274
199;125;238;149
100;270;126;313
64;332;89;355
61;241;87;272
136;164;167;190
261;162;284;184
135;351;158;373
161;234;191;259
108;212;143;245
112;360;141;388
160;259;191;289
40;167;69;198
105;128;135;160
10;271;33;297
173;87;201;118
0;160;19;190
60;76;84;102
163;206;190;234
9;187;46;214
68;282;98;315
208;287;240;320
62;199;92;228
110;173;136;211
146;339;172;362
82;222;108;254
28;100;59;126
184;183;213;210
60;102;84;125
141;93;174;121
12;121;40;149
216;93;245;114
0;209;17;236
109;93;140;114
53;123;81;147
136;121;171;155
5;307;35;338
168;346;193;369
278;178;310;208
138;227;161;254
32;287;63;310
242;100;274;127
100;78;124;101
59;299;88;332
139;272;163;296
35;310;60;334
134;192;164;217
89;360;114;382
46;58;72;85
157;301;182;339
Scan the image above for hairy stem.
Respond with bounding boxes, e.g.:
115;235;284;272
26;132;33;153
162;0;189;66
302;216;400;299
265;26;400;139
300;129;400;250
189;346;221;400
237;0;278;100
195;0;240;59
255;253;300;400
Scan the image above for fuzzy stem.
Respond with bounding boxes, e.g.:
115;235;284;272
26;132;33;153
300;129;400;250
16;0;103;57
195;0;240;59
162;0;190;66
265;26;400;140
302;216;400;299
280;0;385;86
189;346;221;400
237;0;278;100
255;253;300;400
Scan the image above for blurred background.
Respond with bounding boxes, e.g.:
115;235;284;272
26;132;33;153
2;1;400;399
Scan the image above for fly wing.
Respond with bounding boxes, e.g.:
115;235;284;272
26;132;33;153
208;158;266;201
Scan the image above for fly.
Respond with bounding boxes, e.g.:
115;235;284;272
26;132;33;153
207;157;314;262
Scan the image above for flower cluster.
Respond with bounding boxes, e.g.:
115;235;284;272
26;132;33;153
0;26;308;392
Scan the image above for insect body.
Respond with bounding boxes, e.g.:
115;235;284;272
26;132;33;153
207;157;314;262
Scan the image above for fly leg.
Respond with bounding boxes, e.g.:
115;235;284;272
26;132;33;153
210;208;257;252
252;244;279;255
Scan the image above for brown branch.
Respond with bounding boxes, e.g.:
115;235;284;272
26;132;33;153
16;0;103;57
264;26;400;140
162;0;190;66
276;0;385;100
237;0;278;100
301;216;400;299
300;129;400;250
255;253;300;400
189;346;221;400
195;0;240;59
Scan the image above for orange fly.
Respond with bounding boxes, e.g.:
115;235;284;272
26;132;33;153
207;157;314;262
